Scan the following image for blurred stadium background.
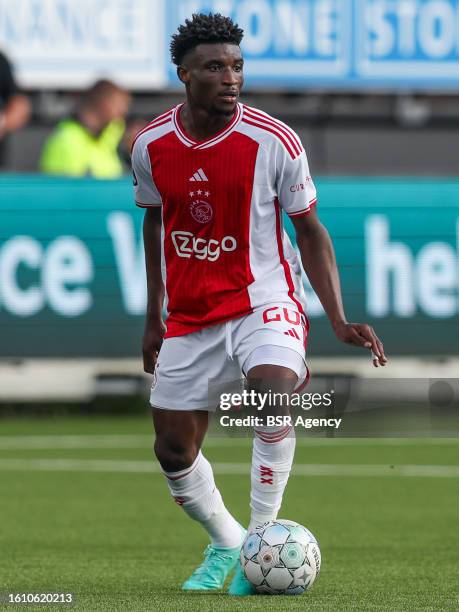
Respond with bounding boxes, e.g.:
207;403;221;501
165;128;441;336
1;0;458;406
1;2;459;610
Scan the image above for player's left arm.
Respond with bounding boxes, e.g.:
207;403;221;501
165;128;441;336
291;208;387;367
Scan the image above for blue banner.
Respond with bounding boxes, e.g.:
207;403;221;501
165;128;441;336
166;0;459;89
4;0;459;90
355;0;459;86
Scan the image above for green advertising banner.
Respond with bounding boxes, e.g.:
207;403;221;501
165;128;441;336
0;176;458;357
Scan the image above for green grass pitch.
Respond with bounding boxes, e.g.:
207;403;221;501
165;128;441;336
0;416;458;611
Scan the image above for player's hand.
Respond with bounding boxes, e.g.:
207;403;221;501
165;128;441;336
142;320;166;374
333;322;387;367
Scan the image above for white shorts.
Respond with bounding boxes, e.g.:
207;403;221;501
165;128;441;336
150;303;309;411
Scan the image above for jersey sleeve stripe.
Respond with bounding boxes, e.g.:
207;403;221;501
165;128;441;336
242;117;297;160
244;106;303;155
287;199;317;217
139;110;173;134
245;112;302;158
245;106;304;153
131;112;173;151
154;108;175;121
134;111;172;135
243;106;303;157
143;116;173;134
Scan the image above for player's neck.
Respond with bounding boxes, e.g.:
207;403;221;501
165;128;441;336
180;103;235;142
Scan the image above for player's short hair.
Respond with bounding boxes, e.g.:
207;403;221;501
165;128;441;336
170;13;244;66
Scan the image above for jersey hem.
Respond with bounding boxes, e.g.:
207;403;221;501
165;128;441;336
164;307;254;338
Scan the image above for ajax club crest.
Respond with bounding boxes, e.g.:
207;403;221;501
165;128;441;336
189;190;213;224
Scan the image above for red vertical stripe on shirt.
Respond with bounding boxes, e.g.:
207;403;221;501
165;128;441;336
274;198;305;317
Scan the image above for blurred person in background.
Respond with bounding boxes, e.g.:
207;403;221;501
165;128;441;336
40;79;131;178
0;50;31;168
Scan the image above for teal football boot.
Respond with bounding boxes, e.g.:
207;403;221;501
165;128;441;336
227;560;257;596
182;531;246;591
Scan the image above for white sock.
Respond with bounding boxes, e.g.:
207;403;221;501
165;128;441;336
162;451;242;548
249;425;296;531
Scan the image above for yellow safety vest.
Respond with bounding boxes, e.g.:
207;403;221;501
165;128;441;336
40;118;125;178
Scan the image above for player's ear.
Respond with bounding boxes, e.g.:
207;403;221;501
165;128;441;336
177;65;189;85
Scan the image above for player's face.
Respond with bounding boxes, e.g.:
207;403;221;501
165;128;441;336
180;43;244;116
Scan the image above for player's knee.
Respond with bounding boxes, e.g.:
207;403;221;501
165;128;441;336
154;436;199;472
247;364;298;396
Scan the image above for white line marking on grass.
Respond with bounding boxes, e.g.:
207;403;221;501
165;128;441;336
0;434;458;450
208;437;459;447
0;435;153;449
0;458;158;472
0;459;458;477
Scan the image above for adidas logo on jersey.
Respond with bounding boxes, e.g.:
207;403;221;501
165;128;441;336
189;168;208;182
284;328;300;340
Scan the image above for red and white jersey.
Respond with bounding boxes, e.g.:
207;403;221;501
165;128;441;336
132;103;317;338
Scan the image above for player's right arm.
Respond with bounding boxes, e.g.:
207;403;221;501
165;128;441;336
142;208;166;374
274;132;386;367
131;135;165;373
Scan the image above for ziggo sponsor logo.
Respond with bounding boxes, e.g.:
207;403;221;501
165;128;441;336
171;231;237;262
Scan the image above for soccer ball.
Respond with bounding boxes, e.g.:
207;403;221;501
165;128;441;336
240;519;321;595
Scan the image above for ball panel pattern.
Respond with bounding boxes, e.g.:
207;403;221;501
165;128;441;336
240;519;320;595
